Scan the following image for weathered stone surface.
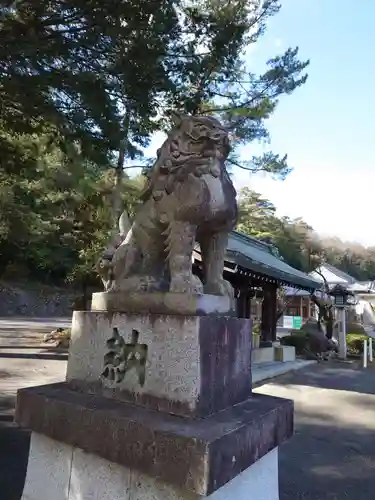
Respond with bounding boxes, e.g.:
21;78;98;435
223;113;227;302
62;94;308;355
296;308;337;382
66;311;252;417
96;114;238;311
22;433;279;500
91;291;235;316
21;432;72;500
15;383;293;496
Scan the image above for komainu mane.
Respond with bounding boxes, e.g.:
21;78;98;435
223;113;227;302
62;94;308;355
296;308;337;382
98;114;238;300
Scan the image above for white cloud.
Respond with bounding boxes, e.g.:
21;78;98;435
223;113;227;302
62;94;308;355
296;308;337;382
274;37;283;48
232;163;375;247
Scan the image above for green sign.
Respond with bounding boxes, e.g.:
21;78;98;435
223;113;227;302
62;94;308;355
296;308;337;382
292;316;303;329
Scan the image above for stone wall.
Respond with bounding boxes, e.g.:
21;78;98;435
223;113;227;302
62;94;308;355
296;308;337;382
0;281;84;317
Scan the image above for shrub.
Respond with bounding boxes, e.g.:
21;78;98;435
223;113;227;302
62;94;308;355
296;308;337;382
346;322;367;335
346;333;375;356
281;332;309;355
252;322;261;335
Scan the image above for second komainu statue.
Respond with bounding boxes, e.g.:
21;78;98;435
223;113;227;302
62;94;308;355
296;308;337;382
97;114;238;302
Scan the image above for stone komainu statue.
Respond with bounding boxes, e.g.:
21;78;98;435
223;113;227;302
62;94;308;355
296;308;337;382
98;114;238;299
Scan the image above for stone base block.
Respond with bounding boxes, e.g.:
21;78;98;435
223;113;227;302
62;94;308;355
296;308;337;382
15;383;293;496
252;347;275;364
22;433;279;500
274;346;296;363
91;291;235;316
67;311;252;417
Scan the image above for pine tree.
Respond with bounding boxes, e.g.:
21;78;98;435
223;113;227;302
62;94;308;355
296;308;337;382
0;0;309;181
166;0;309;178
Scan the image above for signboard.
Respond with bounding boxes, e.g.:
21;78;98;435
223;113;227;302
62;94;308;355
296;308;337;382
293;316;303;329
283;316;303;329
283;316;293;329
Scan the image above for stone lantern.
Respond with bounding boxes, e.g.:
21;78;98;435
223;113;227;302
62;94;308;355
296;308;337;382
330;284;356;307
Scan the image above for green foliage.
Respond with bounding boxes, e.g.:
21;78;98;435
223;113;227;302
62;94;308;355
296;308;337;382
237;187;279;239
168;1;309;178
0;0;309;181
281;331;309;355
0;131;143;284
0;0;184;165
237;188;375;280
237;188;324;272
0;0;315;286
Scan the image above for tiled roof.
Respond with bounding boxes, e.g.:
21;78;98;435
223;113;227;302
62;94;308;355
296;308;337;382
194;231;321;291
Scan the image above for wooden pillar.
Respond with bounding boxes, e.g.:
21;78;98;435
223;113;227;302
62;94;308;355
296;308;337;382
235;287;242;318
261;283;277;346
244;292;251;318
237;290;251;318
300;296;303;318
307;296;311;319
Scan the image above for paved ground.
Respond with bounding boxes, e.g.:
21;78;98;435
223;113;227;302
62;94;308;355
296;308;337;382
0;319;68;500
252;359;316;384
1;319;375;499
256;362;375;500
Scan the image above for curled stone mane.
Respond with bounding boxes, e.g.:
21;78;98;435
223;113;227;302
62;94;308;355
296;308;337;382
141;115;231;201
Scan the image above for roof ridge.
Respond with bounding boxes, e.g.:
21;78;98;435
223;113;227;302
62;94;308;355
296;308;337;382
231;230;274;253
318;263;357;284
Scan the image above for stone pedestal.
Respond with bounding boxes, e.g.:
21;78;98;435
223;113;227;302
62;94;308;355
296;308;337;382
16;294;293;500
274;345;296;363
21;433;279;500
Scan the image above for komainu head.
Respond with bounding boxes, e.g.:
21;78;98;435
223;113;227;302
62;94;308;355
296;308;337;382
141;114;232;201
156;114;231;169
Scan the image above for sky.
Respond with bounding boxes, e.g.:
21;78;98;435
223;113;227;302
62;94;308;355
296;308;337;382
138;0;375;247
236;0;375;247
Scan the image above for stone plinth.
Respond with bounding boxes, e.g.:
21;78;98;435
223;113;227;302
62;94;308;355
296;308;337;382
91;291;236;316
252;347;275;364
274;345;296;363
66;311;252;417
21;432;279;500
16;383;292;497
16;303;294;500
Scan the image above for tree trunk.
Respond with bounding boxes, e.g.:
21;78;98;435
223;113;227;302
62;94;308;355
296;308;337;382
310;293;334;338
276;289;299;322
112;111;130;231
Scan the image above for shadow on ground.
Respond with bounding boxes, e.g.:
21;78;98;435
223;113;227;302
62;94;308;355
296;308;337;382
257;363;375;500
0;370;15;379
0;352;68;361
0;419;30;500
279;409;375;499
272;359;375;396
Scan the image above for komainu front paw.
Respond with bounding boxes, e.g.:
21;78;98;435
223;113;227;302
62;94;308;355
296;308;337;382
169;274;203;294
204;278;234;298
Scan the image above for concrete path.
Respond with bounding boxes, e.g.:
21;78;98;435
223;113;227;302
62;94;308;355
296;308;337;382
0;318;68;414
252;359;316;384
0;320;67;499
0;317;71;349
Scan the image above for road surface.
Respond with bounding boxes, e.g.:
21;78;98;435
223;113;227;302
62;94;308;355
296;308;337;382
256;362;375;499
